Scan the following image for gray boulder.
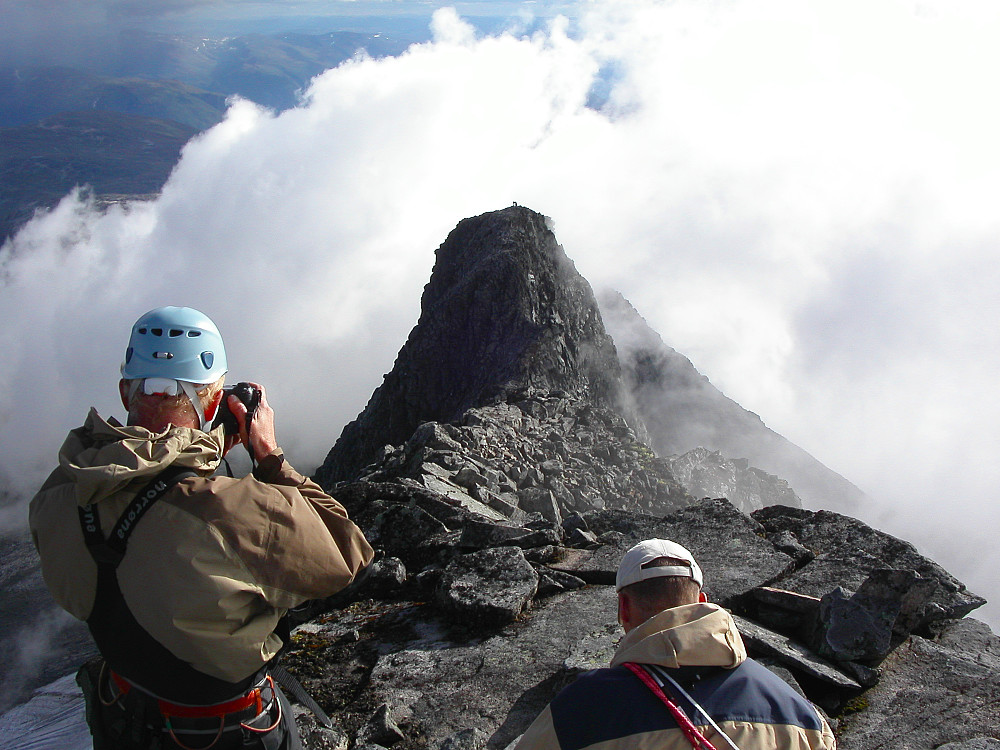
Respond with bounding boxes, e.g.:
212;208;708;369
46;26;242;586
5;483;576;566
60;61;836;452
817;569;939;662
436;547;539;626
752;506;985;627
836;618;1000;748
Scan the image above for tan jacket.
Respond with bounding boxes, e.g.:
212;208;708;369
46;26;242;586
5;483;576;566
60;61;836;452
516;603;836;750
29;409;373;684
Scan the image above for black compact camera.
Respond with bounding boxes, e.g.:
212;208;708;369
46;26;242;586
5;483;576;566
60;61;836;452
212;382;261;436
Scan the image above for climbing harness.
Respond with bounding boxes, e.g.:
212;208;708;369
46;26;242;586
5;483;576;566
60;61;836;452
624;662;741;750
77;466;289;748
100;663;282;750
271;664;332;729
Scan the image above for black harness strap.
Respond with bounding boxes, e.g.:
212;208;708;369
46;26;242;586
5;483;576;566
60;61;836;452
78;466;194;566
78;466;260;704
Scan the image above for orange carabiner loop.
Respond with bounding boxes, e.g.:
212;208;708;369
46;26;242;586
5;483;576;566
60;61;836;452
240;674;282;735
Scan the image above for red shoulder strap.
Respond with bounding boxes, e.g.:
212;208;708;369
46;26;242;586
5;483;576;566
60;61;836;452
623;662;720;750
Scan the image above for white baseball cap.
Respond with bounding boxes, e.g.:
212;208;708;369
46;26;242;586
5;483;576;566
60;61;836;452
615;539;704;592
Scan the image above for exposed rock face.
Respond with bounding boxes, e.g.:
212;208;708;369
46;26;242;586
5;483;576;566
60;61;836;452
834;618;1000;748
599;290;869;512
319;206;624;484
280;207;996;750
665;447;802;511
320;206;804;515
282;489;994;750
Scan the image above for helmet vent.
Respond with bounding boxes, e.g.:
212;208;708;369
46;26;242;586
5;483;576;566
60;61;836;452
188;331;201;337
153;351;174;359
151;328;163;336
137;327;147;334
169;329;184;337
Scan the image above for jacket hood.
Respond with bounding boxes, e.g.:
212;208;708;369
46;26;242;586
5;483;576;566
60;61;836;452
610;602;747;670
60;408;225;507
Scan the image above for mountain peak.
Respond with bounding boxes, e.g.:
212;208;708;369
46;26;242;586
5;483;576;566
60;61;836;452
319;205;622;484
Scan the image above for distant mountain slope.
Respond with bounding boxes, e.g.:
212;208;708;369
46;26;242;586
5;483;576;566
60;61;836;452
0;110;195;240
93;29;414;111
0;28;416;242
0;66;227;129
600;291;867;511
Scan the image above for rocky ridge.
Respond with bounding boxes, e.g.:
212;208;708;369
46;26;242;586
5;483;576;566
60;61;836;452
280;206;998;749
283;497;995;749
347;393;692;524
318;208;624;486
599;291;869;512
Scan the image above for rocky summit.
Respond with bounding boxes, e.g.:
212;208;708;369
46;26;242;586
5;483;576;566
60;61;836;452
281;206;1000;749
319;207;624;486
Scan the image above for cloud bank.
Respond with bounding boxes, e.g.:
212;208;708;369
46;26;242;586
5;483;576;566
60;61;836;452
2;0;998;625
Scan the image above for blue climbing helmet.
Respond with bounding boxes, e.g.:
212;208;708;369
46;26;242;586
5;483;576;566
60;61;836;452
122;306;228;384
121;307;228;431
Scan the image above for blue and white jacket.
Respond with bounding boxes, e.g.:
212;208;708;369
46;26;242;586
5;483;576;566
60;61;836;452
514;603;836;750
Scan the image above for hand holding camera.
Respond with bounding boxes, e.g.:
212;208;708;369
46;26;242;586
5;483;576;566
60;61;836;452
213;382;260;436
213;381;277;462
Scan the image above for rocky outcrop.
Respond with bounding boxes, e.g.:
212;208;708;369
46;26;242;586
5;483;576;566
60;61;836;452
282;486;993;750
341;392;692;524
282;208;997;750
319;206;624;484
599;290;869;512
320;206;810;515
751;506;985;627
665;447;802;511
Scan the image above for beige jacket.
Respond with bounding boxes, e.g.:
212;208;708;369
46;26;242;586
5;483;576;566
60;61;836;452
29;409;373;684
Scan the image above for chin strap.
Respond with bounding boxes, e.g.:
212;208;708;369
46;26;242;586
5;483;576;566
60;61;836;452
178;380;211;432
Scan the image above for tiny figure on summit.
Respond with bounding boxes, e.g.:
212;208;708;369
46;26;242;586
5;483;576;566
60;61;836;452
514;538;836;750
29;305;373;749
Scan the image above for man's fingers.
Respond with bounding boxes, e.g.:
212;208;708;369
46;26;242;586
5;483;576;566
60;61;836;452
228;394;251;445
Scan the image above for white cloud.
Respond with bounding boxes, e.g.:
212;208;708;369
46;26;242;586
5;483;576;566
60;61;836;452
3;0;999;625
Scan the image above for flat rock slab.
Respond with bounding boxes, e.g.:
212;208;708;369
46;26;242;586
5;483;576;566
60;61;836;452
577;499;796;604
366;586;619;750
731;614;861;690
752;507;985;623
836;618;1000;749
422;476;508;522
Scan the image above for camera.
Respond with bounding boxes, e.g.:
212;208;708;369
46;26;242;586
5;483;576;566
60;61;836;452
212;382;261;436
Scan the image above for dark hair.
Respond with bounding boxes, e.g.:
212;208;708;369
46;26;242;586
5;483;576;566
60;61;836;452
619;556;701;610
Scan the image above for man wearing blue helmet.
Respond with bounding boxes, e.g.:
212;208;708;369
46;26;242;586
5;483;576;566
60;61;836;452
29;306;374;750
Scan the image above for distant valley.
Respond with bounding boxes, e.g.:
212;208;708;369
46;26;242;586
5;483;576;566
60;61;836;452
0;25;420;242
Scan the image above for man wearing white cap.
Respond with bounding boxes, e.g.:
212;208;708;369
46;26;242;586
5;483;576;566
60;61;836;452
514;539;836;750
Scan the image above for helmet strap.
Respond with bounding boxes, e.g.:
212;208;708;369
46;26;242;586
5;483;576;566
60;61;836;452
178;380;210;432
127;379;143;405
